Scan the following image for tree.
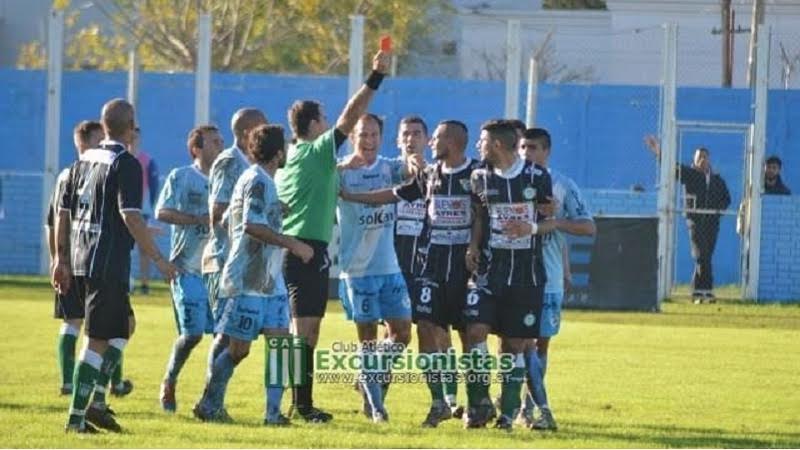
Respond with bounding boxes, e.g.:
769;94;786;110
18;0;452;74
543;0;606;9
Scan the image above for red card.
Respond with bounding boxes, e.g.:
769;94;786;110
380;35;392;52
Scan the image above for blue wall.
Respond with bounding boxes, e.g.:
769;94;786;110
758;195;800;302
1;69;798;289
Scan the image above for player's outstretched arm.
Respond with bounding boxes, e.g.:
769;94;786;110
340;188;398;206
335;50;391;136
243;223;313;263
555;218;596;236
121;210;178;281
156;208;208;226
210;202;228;229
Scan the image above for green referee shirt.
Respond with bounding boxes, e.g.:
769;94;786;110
276;128;339;244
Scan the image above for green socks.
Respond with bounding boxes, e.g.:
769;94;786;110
111;355;123;387
67;349;103;427
57;324;79;388
91;339;126;408
499;353;526;419
465;342;490;408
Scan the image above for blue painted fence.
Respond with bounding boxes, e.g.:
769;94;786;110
1;69;798;289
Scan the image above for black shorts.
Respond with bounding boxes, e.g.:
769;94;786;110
463;283;544;339
285;238;330;318
54;276;85;320
84;278;134;340
412;277;466;331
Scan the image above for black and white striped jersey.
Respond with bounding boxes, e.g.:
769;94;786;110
394;158;481;282
394;197;425;276
59;141;143;285
470;158;552;287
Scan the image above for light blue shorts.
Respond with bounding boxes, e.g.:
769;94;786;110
216;294;290;341
171;273;213;336
203;272;228;327
339;273;411;323
539;292;563;338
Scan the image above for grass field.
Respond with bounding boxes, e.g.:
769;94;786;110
0;275;798;448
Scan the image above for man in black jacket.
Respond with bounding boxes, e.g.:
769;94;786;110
764;156;791;195
645;136;731;303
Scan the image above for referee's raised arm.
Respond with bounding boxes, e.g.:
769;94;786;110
334;50;391;137
276;47;392;424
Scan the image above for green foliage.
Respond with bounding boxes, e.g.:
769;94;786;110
17;0;452;74
0;275;798;448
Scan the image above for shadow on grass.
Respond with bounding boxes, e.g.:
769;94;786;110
0;401;65;414
555;420;800;448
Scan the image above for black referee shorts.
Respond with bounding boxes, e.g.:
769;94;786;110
54;276;85;320
284;238;330;318
84;278;134;340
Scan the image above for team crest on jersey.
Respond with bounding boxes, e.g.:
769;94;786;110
523;186;536;200
523;313;536;327
459;178;471;192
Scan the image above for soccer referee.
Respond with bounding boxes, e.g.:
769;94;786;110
276;49;391;423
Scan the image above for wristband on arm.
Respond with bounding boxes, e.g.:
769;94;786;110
528;220;539;235
365;71;385;90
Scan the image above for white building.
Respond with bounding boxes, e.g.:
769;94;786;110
441;0;800;88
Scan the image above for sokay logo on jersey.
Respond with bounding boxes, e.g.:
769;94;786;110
357;206;395;228
265;336;308;386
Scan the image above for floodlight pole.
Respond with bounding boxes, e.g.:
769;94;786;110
743;26;770;300
195;13;212;126
40;9;64;275
656;23;678;306
525;56;538;127
348;15;365;99
505;20;521;120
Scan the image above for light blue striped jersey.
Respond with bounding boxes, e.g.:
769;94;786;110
337;156;405;278
201;145;249;273
219;164;286;298
155;164;210;275
543;168;593;294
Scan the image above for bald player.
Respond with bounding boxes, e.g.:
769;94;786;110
199;108;268;403
54;99;178;433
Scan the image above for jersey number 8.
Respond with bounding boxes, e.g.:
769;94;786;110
419;287;432;304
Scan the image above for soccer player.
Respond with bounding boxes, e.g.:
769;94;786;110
47;120;103;396
53;98;178;433
342;120;478;427
463;120;555;430
394;115;428;291
201;108;267;389
518;128;595;430
506;119;526;154
336;113;413;422
276;48;391;423
194;124;312;425
157;125;224;412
